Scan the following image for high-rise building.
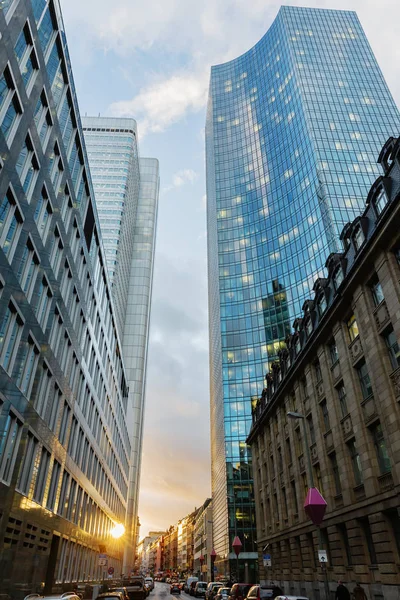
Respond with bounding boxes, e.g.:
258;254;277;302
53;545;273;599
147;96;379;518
206;6;400;579
0;0;133;592
82;118;159;573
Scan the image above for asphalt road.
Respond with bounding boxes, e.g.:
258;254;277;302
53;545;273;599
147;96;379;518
152;582;192;600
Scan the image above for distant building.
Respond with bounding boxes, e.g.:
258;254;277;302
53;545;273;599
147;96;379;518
193;499;213;581
137;531;166;573
83;118;159;571
0;0;131;592
248;137;400;600
206;6;400;580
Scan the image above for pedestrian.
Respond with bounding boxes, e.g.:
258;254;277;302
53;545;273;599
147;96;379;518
352;583;367;600
335;581;351;600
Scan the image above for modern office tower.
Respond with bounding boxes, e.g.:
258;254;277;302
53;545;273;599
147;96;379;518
0;0;132;592
206;6;400;580
82;119;159;575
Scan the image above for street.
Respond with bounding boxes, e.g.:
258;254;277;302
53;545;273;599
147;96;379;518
151;582;193;600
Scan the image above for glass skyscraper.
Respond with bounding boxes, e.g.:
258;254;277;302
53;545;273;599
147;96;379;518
83;118;159;574
206;6;400;579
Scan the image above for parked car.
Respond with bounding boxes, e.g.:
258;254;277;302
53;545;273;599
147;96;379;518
189;582;198;597
205;583;223;600
215;588;231;600
194;583;207;598
228;584;252;600
24;595;82;600
125;577;147;600
145;578;154;592
275;597;309;600
170;584;181;595
185;578;199;594
110;588;130;600
96;593;125;600
245;586;284;600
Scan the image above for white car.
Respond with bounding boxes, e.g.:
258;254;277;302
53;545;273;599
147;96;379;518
145;578;154;591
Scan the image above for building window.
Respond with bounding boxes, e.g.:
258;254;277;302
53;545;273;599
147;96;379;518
348;440;363;486
305;318;313;337
329;340;339;365
359;517;377;564
15;133;39;202
33;447;50;504
35;276;52;331
347;314;359;342
308;416;316;445
394;244;400;268
0;65;22;143
34;89;52;148
314;359;322;383
337;523;352;565
295;337;301;355
374;188;388;215
353;225;365;251
0;411;23;484
34;187;52;242
16;431;38;495
370;423;391;474
370;277;384;306
336;382;348;418
46;460;61;511
383;326;400;370
356;360;373;399
0;301;24;374
58;402;71;446
317;294;327;316
16;237;40;301
320;400;330;432
14;22;38;92
333;267;344;290
16;333;40;399
330;453;341;496
0;188;24;261
0;0;16;17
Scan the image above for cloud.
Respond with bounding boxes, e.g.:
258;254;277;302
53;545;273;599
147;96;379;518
63;0;400;138
110;71;209;135
173;169;198;187
162;168;199;194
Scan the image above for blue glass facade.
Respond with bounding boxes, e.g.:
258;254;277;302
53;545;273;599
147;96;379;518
206;6;400;578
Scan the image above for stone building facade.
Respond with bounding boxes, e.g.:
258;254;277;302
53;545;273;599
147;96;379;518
248;137;400;600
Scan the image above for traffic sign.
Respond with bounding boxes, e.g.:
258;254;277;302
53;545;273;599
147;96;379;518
318;550;328;563
98;553;108;567
263;553;272;567
108;566;115;575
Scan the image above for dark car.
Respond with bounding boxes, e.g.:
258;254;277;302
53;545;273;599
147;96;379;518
189;582;198;597
110;589;130;600
228;584;252;600
96;593;125;600
205;583;223;600
245;587;283;600
124;577;147;600
170;584;181;595
194;583;208;598
215;588;231;600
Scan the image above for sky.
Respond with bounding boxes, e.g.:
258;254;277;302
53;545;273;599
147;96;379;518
59;0;400;539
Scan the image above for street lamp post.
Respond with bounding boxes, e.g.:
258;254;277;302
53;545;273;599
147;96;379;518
287;412;330;600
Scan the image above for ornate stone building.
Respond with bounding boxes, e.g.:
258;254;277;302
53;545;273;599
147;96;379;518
248;137;400;600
